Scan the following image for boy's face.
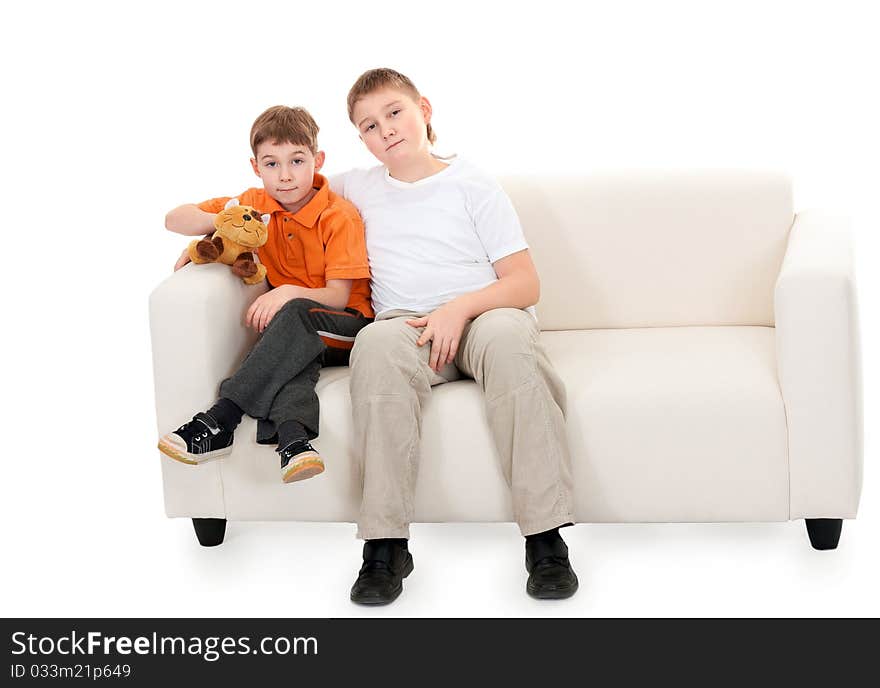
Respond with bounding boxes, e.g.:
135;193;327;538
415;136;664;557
250;140;325;209
352;87;433;166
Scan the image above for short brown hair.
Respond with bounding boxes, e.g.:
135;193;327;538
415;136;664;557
250;106;319;157
347;68;436;145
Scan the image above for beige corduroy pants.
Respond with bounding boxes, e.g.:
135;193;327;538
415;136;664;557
349;307;575;540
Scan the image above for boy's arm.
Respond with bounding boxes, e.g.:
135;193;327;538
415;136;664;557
408;179;538;371
451;178;535;316
166;197;230;271
408;249;540;372
245;198;368;331
165;203;217;236
245;280;353;333
448;249;539;318
270;200;368;312
282;279;353;311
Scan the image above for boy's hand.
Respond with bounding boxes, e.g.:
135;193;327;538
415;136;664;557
175;244;258;272
407;302;471;372
246;284;300;333
174;248;191;271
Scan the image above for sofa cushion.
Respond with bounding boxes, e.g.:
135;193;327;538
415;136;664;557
540;326;788;522
500;170;793;331
193;326;788;524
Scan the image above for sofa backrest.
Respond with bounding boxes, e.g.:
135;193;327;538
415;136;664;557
499;170;793;331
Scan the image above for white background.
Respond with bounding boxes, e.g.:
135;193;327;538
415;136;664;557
1;0;876;617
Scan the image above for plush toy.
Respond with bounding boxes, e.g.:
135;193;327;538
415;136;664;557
188;198;270;284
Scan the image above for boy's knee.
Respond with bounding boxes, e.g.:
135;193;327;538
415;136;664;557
277;298;314;318
266;298;317;332
353;320;412;354
473;309;538;356
351;321;418;384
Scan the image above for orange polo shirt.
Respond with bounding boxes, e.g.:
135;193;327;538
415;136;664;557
198;173;372;318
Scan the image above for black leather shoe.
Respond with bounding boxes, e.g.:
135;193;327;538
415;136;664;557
525;531;579;599
350;539;414;606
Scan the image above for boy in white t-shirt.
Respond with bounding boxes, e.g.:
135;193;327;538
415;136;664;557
333;68;578;606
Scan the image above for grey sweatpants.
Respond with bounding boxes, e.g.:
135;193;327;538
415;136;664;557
349;307;575;540
219;297;371;444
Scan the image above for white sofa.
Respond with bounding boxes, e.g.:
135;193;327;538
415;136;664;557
149;170;863;550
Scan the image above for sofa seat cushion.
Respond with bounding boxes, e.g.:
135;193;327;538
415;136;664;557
181;325;789;523
540;326;789;522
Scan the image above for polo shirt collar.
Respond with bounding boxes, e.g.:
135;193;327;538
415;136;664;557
254;190;287;216
291;173;330;228
257;174;329;227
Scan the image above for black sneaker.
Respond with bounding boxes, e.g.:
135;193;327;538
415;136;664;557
350;539;414;606
279;439;324;483
525;530;579;600
158;412;233;465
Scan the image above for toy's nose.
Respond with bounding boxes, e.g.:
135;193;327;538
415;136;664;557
243;214;252;221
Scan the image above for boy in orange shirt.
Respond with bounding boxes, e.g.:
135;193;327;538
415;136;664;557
160;106;372;483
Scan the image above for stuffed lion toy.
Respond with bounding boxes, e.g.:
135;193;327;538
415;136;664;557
188;198;270;284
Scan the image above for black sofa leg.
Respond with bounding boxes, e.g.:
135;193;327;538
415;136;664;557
805;518;842;550
192;518;227;547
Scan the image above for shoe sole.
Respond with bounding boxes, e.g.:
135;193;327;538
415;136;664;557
282;453;325;483
526;573;579;600
350;554;414;606
157;436;232;465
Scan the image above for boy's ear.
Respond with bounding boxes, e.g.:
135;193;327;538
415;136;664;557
314;150;326;173
250;157;261;178
420;96;433;124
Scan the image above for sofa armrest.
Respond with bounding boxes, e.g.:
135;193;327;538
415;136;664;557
149;263;267;517
774;210;863;519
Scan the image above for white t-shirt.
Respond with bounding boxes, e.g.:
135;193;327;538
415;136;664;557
329;157;533;319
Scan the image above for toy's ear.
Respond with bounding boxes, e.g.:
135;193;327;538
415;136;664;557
224;198;240;210
260;213;270;225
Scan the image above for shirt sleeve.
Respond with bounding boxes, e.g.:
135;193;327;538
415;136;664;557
321;203;371;280
196;196;232;214
472;183;530;264
196;189;262;214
